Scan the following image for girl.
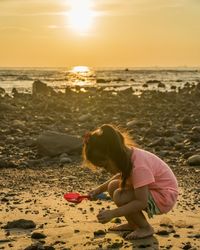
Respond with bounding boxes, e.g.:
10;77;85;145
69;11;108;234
82;124;178;240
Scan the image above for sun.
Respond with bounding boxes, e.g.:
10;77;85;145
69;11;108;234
68;0;94;34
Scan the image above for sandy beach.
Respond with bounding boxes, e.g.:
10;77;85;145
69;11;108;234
0;81;200;250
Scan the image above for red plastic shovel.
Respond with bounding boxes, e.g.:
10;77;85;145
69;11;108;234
64;192;90;204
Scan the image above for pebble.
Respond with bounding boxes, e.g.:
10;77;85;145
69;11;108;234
93;229;106;236
31;232;47;239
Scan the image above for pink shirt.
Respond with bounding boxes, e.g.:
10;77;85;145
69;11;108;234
130;147;178;213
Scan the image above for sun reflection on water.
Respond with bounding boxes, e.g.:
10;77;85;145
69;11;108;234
71;66;90;73
69;66;95;86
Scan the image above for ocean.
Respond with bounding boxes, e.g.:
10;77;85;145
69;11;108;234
0;67;199;95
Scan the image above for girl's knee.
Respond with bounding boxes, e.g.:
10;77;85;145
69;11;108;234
107;180;120;198
113;188;135;207
113;188;125;206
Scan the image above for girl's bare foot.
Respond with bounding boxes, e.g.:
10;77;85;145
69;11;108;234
109;223;137;231
125;225;154;240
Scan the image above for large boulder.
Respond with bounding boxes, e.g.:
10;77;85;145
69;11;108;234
36;131;82;157
32;79;48;95
32;79;55;96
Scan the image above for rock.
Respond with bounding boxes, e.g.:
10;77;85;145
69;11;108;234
24;245;39;250
16;75;32;81
192;126;200;133
1;197;9;202
183;82;191;88
94;229;106;236
112;217;121;224
44;247;56;250
36;131;82;157
187;155;200;166
126;120;136;127
32;80;55;96
59;153;68;158
78;114;92;122
12;87;19;97
126;119;148;128
0;160;17;168
12;120;26;130
31;232;47;239
148;137;165;147
159;217;174;227
156;228;174;235
32;79;48;95
3;219;36;229
0;87;5;96
173;234;180;238
107;242;123;248
96;79;108;83
146;80;161;84
182;242;192;250
188;234;200;239
171;85;176;90
24;243;55;250
0;103;16;111
0;239;12;243
60;157;72;164
26;159;45;167
158;82;166;88
142;83;148;88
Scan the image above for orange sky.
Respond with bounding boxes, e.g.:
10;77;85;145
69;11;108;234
0;0;200;67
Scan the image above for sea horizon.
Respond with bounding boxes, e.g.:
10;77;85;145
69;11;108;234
0;66;200;71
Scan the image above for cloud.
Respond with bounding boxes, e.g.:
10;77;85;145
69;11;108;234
47;25;61;29
0;26;31;32
94;0;200;16
0;0;69;17
0;11;68;17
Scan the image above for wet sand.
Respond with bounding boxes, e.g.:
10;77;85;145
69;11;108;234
0;164;200;250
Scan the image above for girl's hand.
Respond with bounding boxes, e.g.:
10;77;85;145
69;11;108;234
97;209;115;224
88;188;101;200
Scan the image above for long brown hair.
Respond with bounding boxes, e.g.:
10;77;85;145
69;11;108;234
82;124;135;188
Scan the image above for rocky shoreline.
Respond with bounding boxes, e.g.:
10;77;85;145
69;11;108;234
0;80;200;174
0;80;200;249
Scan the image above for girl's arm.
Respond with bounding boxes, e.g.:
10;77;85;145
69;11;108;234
97;173;121;193
89;173;121;197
